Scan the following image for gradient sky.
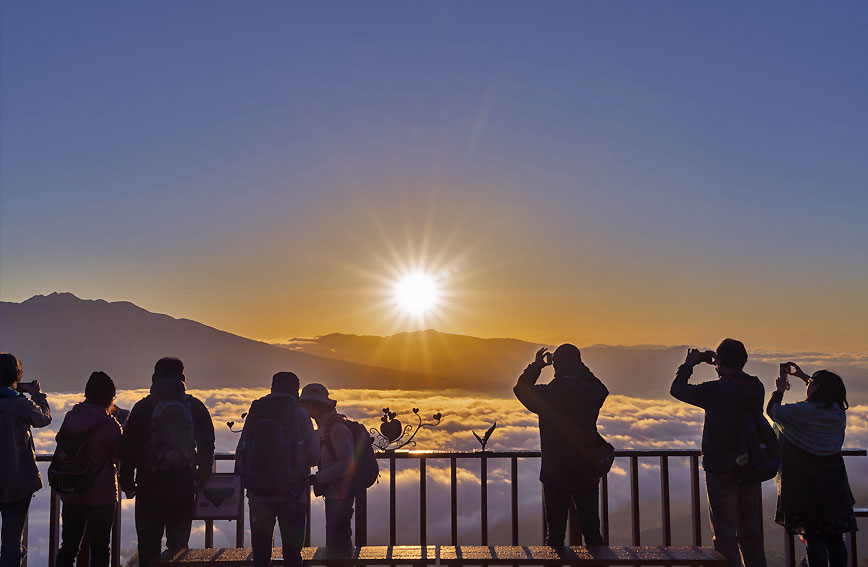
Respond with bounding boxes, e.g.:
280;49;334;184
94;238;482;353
2;3;867;351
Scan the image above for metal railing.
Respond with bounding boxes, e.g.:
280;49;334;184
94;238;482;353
29;449;866;567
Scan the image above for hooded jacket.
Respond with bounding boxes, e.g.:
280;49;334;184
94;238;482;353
0;387;52;503
670;364;765;473
514;362;609;487
119;377;214;493
57;402;122;506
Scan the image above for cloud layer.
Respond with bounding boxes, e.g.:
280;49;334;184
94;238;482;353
25;388;868;566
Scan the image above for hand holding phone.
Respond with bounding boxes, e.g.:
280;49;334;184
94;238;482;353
16;380;40;395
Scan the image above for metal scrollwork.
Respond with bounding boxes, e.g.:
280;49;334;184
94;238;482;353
370;407;443;451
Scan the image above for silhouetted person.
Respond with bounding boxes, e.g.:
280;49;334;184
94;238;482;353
514;344;608;547
769;364;856;567
0;353;51;567
670;339;766;567
55;372;122;567
235;372;319;567
120;357;215;567
299;384;355;554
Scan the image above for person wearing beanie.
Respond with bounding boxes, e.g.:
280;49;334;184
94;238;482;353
670;339;767;567
234;372;318;567
0;353;51;567
55;371;122;567
120;357;215;567
298;383;355;554
514;344;609;547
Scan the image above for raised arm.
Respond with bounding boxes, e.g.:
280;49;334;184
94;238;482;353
513;348;550;414
767;364;789;419
22;383;51;428
669;349;713;409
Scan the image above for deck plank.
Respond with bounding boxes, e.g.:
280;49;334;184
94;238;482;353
439;545;728;565
153;545;436;566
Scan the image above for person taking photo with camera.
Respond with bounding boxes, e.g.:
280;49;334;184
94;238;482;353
670;339;768;567
0;353;52;567
514;343;609;547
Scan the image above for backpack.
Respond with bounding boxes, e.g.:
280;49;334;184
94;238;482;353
48;418;109;494
729;412;781;484
146;397;197;477
244;398;303;499
324;416;379;494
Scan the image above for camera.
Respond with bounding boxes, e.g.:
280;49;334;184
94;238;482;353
698;351;715;364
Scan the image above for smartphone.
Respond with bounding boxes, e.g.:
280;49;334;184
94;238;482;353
15;380;36;394
544;352;553;365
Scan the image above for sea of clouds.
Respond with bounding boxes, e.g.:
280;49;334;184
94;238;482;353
24;388;868;566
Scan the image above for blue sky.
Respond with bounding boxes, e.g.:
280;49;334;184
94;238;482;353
2;2;867;350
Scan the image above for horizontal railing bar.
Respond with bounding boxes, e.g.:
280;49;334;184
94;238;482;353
35;448;867;462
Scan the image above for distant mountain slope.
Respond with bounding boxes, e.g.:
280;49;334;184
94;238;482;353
278;331;868;400
0;293;433;392
277;331;698;398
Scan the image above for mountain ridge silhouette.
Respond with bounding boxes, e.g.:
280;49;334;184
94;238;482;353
3;293;865;398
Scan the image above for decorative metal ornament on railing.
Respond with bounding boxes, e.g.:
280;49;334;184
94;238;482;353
227;412;247;433
473;422;497;451
370;407;442;451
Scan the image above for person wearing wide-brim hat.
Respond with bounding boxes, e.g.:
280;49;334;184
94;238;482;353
299;383;354;554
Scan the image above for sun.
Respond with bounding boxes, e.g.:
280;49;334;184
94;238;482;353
393;271;442;316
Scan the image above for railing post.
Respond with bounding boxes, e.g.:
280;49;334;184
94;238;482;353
389;452;396;546
236;498;245;547
785;532;796;567
480;453;488;545
690;454;702;546
601;474;609;545
355;489;368;546
847;531;857;567
630;454;640;545
205;460;216;548
111;499;121;567
304;486;311;546
660;456;671;545
510;456;519;546
450;457;458;546
419;457;427;551
49;489;60;567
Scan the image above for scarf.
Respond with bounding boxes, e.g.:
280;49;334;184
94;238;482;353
770;399;846;456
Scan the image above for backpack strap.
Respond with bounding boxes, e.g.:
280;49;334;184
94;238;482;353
321;414;348;464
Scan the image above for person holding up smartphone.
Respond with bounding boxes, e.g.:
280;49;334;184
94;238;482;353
0;353;52;567
768;362;856;567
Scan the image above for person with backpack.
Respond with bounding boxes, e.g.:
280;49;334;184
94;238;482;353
513;344;610;547
670;339;769;567
119;357;215;567
0;353;52;567
769;364;856;567
234;372;319;567
53;371;122;567
298;384;357;554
